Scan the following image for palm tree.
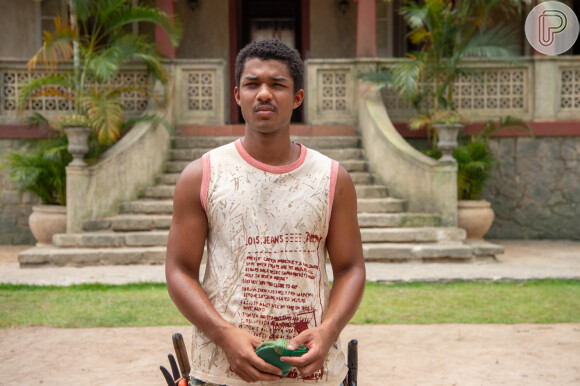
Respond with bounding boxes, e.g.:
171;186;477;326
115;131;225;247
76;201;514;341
361;0;531;129
18;0;182;145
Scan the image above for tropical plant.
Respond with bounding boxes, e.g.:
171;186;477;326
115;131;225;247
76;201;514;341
18;0;182;146
454;116;531;200
1;135;72;205
360;0;531;130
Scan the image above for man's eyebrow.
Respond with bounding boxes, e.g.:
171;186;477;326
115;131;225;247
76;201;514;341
242;75;289;82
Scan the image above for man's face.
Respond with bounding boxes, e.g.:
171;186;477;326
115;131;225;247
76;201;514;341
235;58;304;134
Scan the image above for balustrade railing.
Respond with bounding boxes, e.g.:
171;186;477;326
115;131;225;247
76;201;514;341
0;60;150;124
304;56;580;125
1;57;578;128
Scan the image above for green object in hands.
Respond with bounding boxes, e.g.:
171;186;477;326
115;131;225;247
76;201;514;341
255;339;308;377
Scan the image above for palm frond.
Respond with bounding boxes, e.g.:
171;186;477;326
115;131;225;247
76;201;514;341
391;59;424;103
357;69;392;90
104;5;183;47
1;136;70;205
82;92;124;145
400;2;428;30
27;16;75;71
17;73;75;111
454;140;496;200
460;24;521;61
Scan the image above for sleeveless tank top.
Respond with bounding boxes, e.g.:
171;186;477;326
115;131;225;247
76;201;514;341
190;139;346;385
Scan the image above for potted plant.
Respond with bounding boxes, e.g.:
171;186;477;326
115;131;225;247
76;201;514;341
18;0;182;155
454;117;532;239
360;0;530;157
1;135;71;245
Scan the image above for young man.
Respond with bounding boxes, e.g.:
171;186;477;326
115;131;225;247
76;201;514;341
166;39;365;385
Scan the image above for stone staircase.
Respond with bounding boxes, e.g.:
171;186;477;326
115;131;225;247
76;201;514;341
19;135;503;267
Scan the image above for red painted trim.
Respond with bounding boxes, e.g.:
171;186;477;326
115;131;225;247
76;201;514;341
394;121;580;138
235;139;307;174
155;0;176;59
356;0;377;57
200;153;211;213
0;124;56;139
228;0;239;124
177;125;358;137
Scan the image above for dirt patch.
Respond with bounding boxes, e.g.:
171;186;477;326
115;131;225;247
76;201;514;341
1;324;579;385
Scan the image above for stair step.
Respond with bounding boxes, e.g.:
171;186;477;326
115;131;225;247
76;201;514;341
358;198;404;213
142;185;174;199
361;227;465;243
18;246;167;267
172;136;237;149
172;136;361;150
110;215;172;231
166;161;191;173
358;213;442;228
292;136;360;149
363;242;474;262
121;197;404;216
317;148;363;161
120;200;173;214
160;172;373;187
340;160;367;172
350;172;373;185
53;231;169;248
167;159;368;174
465;240;505;259
158;173;180;185
355;185;388;198
170;148;208;161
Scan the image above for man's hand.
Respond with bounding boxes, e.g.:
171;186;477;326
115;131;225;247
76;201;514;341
279;326;335;378
219;327;284;382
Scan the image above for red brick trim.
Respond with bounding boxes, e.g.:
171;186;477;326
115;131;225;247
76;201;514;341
177;125;358;136
394;121;580;138
0;124;56;139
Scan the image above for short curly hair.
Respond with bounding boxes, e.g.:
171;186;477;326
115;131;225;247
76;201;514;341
235;39;304;93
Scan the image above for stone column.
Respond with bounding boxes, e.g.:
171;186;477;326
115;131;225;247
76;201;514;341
533;56;558;121
155;0;177;58
356;0;377;57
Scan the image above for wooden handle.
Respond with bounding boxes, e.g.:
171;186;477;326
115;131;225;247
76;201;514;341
172;333;191;378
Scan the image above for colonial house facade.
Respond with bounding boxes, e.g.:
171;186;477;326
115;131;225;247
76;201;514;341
1;0;579;255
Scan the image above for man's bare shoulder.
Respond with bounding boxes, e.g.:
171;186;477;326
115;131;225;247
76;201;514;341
334;163;355;201
174;158;204;202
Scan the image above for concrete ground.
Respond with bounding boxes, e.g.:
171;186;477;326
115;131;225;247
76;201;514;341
1;240;579;385
1;239;579;285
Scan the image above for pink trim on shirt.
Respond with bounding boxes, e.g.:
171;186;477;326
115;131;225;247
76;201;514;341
200;153;211;213
234;139;307;174
328;160;339;227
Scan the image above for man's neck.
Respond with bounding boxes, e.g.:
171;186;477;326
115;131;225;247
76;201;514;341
241;129;297;166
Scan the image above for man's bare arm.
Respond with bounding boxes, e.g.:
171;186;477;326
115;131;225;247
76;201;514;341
281;165;366;377
165;159;282;382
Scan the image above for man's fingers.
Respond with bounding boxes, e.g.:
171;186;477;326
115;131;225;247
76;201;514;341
251;354;284;377
280;352;313;368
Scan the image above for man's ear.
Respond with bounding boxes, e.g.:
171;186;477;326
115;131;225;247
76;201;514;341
293;89;305;109
234;86;241;106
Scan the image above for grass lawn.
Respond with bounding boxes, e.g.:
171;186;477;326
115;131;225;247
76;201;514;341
1;280;579;328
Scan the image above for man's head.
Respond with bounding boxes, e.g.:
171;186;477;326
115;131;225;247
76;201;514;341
235;39;304;94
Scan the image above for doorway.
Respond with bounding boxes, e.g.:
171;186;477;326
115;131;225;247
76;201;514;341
230;0;306;123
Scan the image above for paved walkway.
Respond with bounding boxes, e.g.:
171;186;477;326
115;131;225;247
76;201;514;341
1;239;579;285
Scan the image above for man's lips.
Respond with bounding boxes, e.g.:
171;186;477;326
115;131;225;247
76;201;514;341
254;104;276;113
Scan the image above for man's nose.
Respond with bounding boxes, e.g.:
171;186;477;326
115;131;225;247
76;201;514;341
256;84;273;101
